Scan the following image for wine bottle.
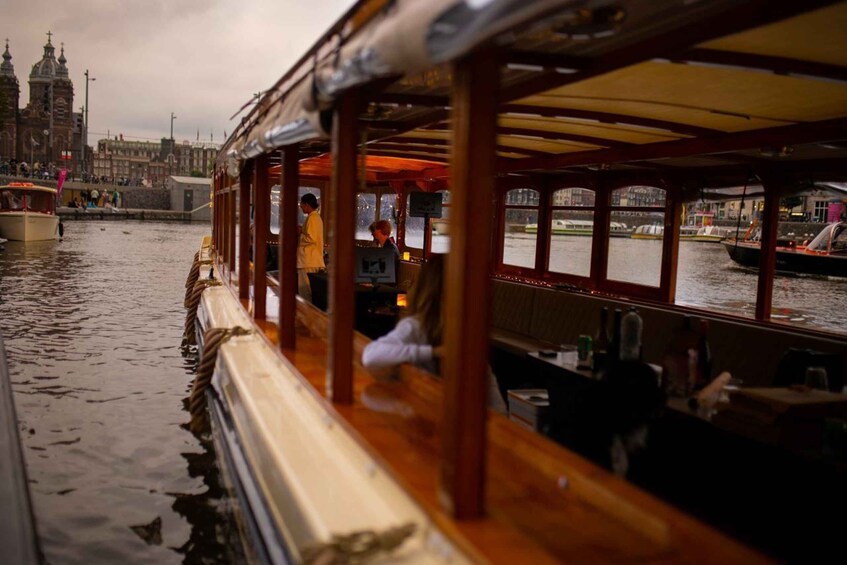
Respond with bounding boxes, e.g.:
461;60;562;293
608;308;622;366
695;319;712;391
620;307;643;362
592;307;611;372
660;315;696;397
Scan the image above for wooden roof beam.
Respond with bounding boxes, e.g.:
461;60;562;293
500;118;847;173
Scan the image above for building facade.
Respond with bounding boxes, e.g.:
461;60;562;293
0;34;82;171
92;137;218;186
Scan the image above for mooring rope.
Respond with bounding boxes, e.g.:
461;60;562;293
184;279;222;346
184;257;214;307
300;522;417;564
189;326;251;433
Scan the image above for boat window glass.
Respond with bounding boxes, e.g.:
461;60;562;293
269;184;281;235
675;195;755;322
26;191;53;213
356;192;376;240
1;190;24;211
378;193;396;222
432;190;450;254
549;188;594;278
607;186;666;288
503;188;539;270
771;219;845;335
405;192;425;250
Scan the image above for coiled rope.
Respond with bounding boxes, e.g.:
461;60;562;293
184;279;222;345
189;326;251;433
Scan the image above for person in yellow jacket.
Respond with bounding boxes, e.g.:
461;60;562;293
297;193;325;301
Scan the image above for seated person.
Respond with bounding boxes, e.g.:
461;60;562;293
369;219;400;258
362;254;507;414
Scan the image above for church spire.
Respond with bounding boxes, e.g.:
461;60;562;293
1;39;15;78
57;42;68;78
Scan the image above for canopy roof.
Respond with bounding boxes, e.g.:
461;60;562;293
221;0;847;192
0;183;57;194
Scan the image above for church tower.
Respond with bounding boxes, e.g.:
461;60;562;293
19;32;74;164
0;39;19;161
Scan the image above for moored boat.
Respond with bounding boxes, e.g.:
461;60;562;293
525;219;629;236
724;222;847;277
631;224;664;239
0;183;59;241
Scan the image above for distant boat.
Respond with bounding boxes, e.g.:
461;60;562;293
0;183;59;242
630;224;664;240
723;222;847;277
525;219;630;237
689;225;733;243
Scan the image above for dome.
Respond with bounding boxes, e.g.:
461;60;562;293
30;33;59;81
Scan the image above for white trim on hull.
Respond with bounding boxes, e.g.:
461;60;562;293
0;212;59;242
196;281;470;563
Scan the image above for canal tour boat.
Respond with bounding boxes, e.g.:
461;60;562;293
187;1;847;562
724;222;847;277
0;183;59;241
524;218;630;236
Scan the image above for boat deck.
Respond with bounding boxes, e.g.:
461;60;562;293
207;258;769;563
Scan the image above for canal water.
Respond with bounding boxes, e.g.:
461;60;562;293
0;222;239;564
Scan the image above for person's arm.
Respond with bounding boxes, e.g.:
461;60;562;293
362;318;433;370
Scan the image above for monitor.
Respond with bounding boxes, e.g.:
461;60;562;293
409;191;443;218
355;246;397;284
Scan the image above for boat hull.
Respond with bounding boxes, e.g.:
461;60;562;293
723;241;847;277
0;212;59;241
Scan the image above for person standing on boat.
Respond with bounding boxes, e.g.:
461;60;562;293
297;193;325;301
362;255;507;413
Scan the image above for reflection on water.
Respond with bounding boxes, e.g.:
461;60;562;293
501;234;847;334
0;222;239;564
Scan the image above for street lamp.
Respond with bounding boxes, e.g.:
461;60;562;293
84;69;95;175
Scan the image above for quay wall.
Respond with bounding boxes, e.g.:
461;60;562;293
0;175;170;210
57;207;205;223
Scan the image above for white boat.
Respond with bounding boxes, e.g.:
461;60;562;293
689;225;733;243
0;183;59;241
525;219;630;237
630;224;664;240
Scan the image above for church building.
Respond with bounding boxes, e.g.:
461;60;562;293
0;33;81;169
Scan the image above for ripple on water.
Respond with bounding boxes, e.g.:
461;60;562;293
1;222;238;563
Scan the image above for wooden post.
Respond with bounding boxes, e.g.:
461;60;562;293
253;154;270;319
660;180;682;303
239;161;252;301
534;177;551;273
591;176;610;287
391;181;406;250
755;171;782;321
228;176;236;282
440;50;498;519
327;89;359;404
280;145;300;349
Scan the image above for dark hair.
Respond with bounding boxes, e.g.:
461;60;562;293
300;193;319;209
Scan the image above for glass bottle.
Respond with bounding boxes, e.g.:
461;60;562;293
620;307;643;362
592;307;611;372
660;315;696;397
695;319;712;391
608;308;622;366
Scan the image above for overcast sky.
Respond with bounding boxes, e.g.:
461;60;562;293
5;0;356;147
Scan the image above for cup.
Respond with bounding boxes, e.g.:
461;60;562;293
558;344;577;364
805;366;829;391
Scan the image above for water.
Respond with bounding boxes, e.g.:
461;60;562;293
0;222;238;564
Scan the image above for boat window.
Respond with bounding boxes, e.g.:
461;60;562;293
675;196;755;322
356;192;376;240
378;193;396;222
1;190;22;210
607;186;666;288
549;188;594;278
269;185;280;235
404;193;425;250
432;190;450;254
26;191;54;213
502;188;540;271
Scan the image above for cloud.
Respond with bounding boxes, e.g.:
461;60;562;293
5;0;355;144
